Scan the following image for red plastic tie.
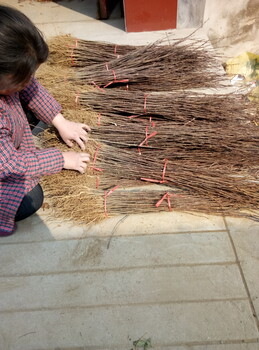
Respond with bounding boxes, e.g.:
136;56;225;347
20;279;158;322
93;144;101;164
103;69;129;88
92;81;106;92
97;114;101;126
141;178;165;183
75;92;80;104
162;159;168;182
90;166;103;172
145;126;148;145
155;192;172;211
89;145;103;172
141;159;168;184
138;131;157;147
69;39;78;66
104;185;120;217
128;115;141;119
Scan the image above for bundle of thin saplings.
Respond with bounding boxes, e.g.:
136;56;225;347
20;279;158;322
79;90;257;124
47;35;140;67
37;35;259;224
92;143;258;197
40;108;259;223
41;177;259;223
89;119;259;167
72;36;226;91
36;64;96;111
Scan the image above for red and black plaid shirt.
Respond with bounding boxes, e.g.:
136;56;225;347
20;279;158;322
0;78;64;233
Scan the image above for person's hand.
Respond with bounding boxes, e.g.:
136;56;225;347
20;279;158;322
52;113;91;150
62;151;90;174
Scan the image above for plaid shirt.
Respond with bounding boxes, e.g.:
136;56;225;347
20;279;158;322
0;77;64;233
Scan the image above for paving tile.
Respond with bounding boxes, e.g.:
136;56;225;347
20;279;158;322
225;217;259;319
89;211;226;236
0;232;235;276
9;0;98;23
0;301;257;350
7;209;226;244
6;343;259;350
0;264;246;312
159;344;259;350
36;18;126;40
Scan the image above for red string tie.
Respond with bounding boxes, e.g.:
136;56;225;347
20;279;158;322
97;114;101;126
141;159;168;184
155;192;172;211
75;92;80;104
89;144;103;172
68;39;78;66
128;115;144;119
139;131;157;147
149;116;156;128
162;159;168;182
141;178;164;183
90;166;103;172
92;81;106;92
104;185;119;217
103;69;129;88
145;126;148;145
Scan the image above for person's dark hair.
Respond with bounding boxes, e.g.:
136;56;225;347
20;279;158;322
0;5;49;85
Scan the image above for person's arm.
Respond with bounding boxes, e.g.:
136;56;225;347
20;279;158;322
0;120;64;180
20;78;91;150
19;77;61;124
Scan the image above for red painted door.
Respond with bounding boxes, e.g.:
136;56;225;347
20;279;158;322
123;0;178;32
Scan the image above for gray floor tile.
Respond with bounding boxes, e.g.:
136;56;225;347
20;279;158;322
225;217;259;320
0;232;235;276
0;264;246;312
0;301;258;350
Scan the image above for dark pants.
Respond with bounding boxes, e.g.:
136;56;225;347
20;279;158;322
15;184;44;222
15;108;45;222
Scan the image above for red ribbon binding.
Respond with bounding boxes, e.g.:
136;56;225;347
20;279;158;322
141;158;168;184
97;114;101;126
104;70;129;88
75;92;80;105
143;93;150;114
155;192;172;211
92;81;106;92
104;185;120;216
89;144;103;172
138;131;157;147
69;39;78;66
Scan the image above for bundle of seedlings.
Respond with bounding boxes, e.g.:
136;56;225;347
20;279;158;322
89;118;259;168
36;64;95;111
79;90;258;124
93;144;259;205
47;35;139;67
41;163;259;223
99;187;259;222
73;37;226;91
